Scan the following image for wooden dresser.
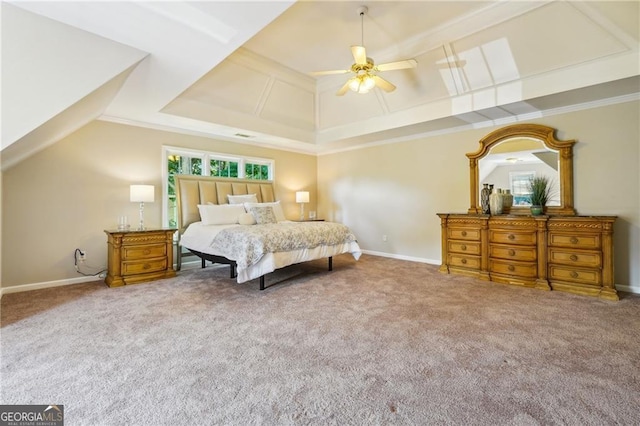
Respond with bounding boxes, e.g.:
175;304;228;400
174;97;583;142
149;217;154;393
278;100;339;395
438;214;618;301
104;228;177;287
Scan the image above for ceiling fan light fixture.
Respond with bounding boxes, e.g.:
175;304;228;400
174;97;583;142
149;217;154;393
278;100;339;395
348;73;376;94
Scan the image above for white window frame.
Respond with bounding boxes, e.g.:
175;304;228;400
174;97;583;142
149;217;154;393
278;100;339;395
162;146;275;227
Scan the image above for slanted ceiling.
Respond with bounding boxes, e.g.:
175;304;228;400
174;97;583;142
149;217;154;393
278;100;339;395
2;1;639;169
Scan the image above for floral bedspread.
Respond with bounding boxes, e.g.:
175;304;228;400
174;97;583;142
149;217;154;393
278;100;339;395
209;222;357;270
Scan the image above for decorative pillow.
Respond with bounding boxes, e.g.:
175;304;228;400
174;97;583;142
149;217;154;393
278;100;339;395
238;212;257;226
248;206;277;224
244;201;286;222
197;204;245;225
228;194;258;204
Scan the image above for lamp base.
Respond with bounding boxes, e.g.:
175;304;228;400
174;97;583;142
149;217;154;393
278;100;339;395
138;202;146;231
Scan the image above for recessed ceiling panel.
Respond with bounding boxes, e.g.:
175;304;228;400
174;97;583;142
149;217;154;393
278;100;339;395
261;79;315;131
173;60;270;114
584;1;639;44
451;2;629;86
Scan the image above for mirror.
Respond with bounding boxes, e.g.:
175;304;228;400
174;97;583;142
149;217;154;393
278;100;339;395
467;124;576;216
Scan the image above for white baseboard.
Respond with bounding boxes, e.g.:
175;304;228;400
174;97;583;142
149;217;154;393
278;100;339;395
616;285;640;295
1;275;103;297
361;250;441;265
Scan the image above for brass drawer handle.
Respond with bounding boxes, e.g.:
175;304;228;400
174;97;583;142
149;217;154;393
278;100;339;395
143;249;151;255
508;234;515;240
461;258;467;264
570;271;578;278
508;265;515;272
570;237;579;244
570;254;578;261
143;263;151;270
508;249;516;256
461;245;467;251
461;231;467;237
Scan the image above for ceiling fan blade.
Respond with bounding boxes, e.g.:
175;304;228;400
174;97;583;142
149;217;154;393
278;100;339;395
336;80;351;96
372;75;396;93
351;45;367;65
309;69;351;76
375;59;417;72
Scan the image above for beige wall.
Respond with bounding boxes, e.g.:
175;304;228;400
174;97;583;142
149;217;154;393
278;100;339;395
1;121;317;287
318;100;640;292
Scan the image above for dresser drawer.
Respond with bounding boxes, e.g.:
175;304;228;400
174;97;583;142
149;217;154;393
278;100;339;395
123;243;167;260
489;230;536;246
122;258;168;275
448;228;481;241
548;248;602;268
490;245;536;262
448;254;481;270
448;240;481;255
549;265;601;286
490;259;537;278
548;232;601;250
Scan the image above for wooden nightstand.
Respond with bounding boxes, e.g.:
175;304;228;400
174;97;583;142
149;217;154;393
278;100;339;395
104;228;177;287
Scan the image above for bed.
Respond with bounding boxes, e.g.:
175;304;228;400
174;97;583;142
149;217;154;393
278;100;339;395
174;175;361;289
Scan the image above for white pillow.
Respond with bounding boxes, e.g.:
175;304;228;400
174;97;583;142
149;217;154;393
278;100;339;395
228;194;258;204
197;204;245;225
244;201;286;222
238;212;257;225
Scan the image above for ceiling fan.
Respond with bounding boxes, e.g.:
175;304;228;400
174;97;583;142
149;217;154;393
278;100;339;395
309;6;417;96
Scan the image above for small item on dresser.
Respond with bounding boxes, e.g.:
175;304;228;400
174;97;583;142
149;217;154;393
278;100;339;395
489;188;504;215
502;189;513;214
481;184;491;214
118;216;130;231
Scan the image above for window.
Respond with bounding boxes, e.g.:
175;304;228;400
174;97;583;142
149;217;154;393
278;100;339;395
510;171;535;206
163;146;274;227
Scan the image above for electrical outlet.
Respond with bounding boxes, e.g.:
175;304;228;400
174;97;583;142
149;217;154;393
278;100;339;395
382;234;387;242
80;251;87;262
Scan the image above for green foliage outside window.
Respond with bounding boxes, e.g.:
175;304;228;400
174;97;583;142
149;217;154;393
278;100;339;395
210;160;238;178
245;163;269;180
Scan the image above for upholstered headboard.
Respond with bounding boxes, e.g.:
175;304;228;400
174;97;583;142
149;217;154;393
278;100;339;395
174;175;276;234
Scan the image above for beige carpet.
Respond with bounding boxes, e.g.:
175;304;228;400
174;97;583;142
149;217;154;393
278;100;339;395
1;254;639;425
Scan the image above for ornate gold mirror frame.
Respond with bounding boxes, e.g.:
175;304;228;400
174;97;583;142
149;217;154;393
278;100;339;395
467;123;576;216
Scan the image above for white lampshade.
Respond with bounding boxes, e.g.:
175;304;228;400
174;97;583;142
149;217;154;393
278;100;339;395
295;191;309;203
130;185;155;203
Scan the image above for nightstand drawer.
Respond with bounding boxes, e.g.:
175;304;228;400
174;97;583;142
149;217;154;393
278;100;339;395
490;245;537;262
549;265;601;286
548;232;601;249
448;241;481;255
122;258;168;275
123;243;166;260
548;248;602;268
448;228;481;241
